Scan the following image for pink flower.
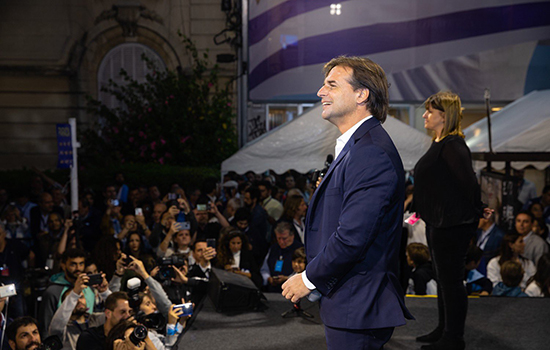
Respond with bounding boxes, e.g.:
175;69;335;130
150;141;156;150
165;152;172;158
138;114;142;119
160;139;166;145
138;131;145;138
151;152;157;159
208;83;213;88
165;101;169;105
140;145;147;151
159;157;165;165
129;137;134;142
170;95;174;99
227;102;231;107
180;136;191;144
148;107;152;112
218;138;221;142
113;127;119;134
140;151;145;157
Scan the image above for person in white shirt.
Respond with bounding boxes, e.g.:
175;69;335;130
514;211;548;265
487;233;536;289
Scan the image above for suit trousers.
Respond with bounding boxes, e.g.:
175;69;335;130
325;325;394;350
426;223;477;340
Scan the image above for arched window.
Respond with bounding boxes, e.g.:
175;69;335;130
97;43;166;110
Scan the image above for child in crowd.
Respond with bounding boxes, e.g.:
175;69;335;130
492;260;528;297
464;245;493;296
406;243;437;295
291;247;306;275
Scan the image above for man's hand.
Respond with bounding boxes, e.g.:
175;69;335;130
204;247;216;261
127;256;150;279
171;266;188;284
282;273;312;303
96;273;109;293
115;253;128;276
74;273;88;295
168;222;182;236
168;205;180;217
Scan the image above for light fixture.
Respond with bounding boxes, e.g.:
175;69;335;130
330;4;342;15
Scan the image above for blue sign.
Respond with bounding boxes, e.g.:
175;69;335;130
56;124;73;169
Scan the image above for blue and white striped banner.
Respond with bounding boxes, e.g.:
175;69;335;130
249;0;550;102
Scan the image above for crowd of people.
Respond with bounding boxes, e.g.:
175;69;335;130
0;163;549;350
404;185;550;299
0;169;312;350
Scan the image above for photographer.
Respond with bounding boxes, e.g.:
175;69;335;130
38;249;108;337
47;272;109;349
156;225;193;265
126;257;190;349
106;321;156;350
169;240;216;305
76;292;131;350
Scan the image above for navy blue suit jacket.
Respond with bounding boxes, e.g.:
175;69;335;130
305;117;413;329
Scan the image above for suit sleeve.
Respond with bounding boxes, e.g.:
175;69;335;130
306;146;399;295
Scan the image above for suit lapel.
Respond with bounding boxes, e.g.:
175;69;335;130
306;117;381;230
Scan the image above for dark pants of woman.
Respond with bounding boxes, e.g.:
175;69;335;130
426;223;476;340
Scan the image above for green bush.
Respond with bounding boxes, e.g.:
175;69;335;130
80;35;237;169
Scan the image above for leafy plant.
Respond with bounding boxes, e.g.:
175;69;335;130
81;35;237;168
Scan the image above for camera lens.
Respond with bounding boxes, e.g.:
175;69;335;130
129;325;147;346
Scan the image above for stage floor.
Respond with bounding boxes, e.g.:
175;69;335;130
178;293;550;350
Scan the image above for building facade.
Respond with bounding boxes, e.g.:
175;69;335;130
0;0;236;169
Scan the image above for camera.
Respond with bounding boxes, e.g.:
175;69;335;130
135;311;166;331
85;273;103;286
157;256;186;281
129;325;148;346
126;277;143;310
110;199;120;207
38;335;63;350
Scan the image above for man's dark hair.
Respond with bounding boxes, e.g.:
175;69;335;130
245;186;261;202
6;316;38;342
79;196;90;208
323;56;389;122
543;185;550;194
103;184;116;192
192;239;207;252
61;248;88;263
516;210;534;222
105;291;129;311
234;207;251;222
258;180;272;193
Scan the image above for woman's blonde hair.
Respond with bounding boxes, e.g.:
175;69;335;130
424;91;464;140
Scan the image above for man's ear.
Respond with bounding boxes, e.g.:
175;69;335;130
356;88;369;105
8;339;15;350
105;309;112;320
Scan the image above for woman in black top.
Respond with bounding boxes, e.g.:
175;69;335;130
413;92;487;350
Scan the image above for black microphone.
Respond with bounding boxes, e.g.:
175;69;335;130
319;154;334;179
312;154;334;190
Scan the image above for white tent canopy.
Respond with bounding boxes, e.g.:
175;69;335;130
221;104;432;175
464;90;550;170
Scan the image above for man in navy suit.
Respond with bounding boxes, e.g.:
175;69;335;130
282;56;412;349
